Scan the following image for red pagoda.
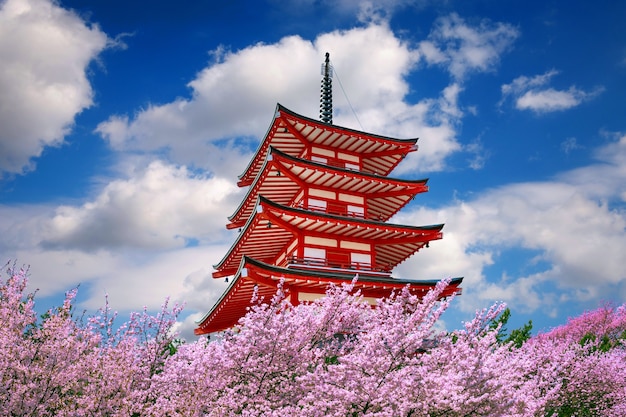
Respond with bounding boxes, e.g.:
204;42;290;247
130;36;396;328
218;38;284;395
195;54;462;335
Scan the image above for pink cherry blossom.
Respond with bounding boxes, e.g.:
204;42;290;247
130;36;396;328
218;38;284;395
1;262;624;416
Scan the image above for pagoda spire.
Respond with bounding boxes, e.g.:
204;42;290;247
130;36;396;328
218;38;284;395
320;52;333;124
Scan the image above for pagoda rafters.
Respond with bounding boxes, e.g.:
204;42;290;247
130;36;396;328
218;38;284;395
213;196;443;279
237;104;419;187
227;146;430;230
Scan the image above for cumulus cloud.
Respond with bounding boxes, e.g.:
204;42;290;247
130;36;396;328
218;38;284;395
0;168;237;313
76;245;230;312
94;29;394;169
96;17;518;176
500;70;603;113
5;240;230;315
396;134;626;316
516;88;591;112
96;24;433;169
40;160;241;251
0;0;108;176
95;34;321;161
418;13;519;80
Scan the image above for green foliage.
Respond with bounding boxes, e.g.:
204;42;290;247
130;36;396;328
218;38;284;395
580;332;622;353
324;355;339;365
490;307;533;348
163;338;185;356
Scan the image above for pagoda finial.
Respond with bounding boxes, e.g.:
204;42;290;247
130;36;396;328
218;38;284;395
320;52;333;124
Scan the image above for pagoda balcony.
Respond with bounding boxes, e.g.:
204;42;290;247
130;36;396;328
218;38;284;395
304;203;368;220
283;256;392;277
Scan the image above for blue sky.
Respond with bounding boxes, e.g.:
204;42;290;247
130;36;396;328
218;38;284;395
1;0;625;339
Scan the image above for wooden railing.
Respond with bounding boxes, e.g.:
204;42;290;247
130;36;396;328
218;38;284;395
304;203;367;219
283;256;391;276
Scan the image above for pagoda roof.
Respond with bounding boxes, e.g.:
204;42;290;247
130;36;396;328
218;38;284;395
196;256;463;335
238;104;418;187
227;147;429;229
213;196;443;278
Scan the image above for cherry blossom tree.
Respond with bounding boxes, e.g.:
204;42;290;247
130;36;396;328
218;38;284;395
1;261;625;416
529;304;626;417
0;263;181;416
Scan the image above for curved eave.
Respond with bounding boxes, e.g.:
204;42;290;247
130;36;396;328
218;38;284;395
228;147;429;229
195;260;280;335
213;199;294;277
237;104;419;187
195;255;463;335
214;196;444;278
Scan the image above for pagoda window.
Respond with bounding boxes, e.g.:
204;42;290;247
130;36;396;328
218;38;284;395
304;247;326;257
307;198;327;213
310;146;362;170
312;146;334;157
338;193;365;218
347;204;364;218
351;252;372;270
303;246;326;266
311;155;327;164
295;245;373;272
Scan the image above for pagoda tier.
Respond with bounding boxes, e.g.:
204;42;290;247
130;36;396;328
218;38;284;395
237;104;418;187
195;256;462;335
227;146;429;230
213;196;443;279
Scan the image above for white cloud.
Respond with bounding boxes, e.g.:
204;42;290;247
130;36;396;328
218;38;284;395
418;13;519;80
76;245;230;312
392;83;463;173
500;69;559;95
172;312;207;342
500;70;603;113
516;88;590;112
465;138;489;170
5;242;230;316
6;247;121;297
40;160;241;251
96;22;482;174
560;137;582;154
0;0;108;176
558;132;626;202
0;158;240;312
95;34;321;163
395;134;626;316
355;0;425;23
